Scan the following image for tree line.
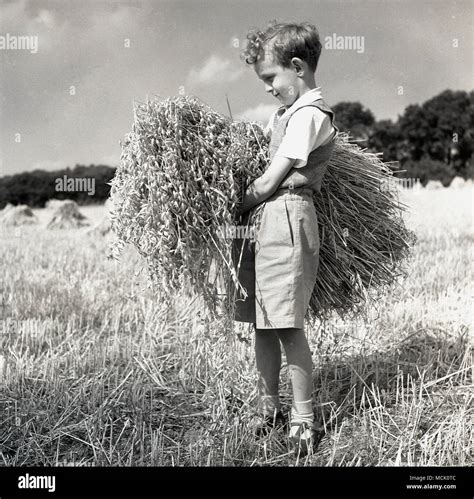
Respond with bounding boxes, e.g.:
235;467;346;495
0;165;115;209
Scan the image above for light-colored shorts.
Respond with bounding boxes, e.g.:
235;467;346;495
232;187;320;329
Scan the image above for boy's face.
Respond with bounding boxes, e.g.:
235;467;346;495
254;50;300;107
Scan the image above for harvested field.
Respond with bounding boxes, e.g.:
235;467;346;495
0;187;471;466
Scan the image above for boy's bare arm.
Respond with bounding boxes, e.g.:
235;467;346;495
236;156;296;217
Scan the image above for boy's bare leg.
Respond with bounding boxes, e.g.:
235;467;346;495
255;328;282;416
276;328;314;435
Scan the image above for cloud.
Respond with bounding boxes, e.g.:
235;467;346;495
186;54;244;86
235;103;276;124
1;2;66;53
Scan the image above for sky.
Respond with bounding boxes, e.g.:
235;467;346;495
0;0;472;175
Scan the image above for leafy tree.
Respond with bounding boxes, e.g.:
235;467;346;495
332;101;375;143
367;119;403;163
397;90;473;173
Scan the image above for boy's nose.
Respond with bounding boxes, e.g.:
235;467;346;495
264;83;273;93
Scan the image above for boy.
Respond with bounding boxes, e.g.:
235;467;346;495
233;21;338;455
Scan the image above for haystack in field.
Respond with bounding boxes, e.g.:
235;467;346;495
0;203;14;220
47;200;89;229
110;96;415;323
425;180;444;190
46;198;69;210
449;176;466;189
1;205;38;226
1;202;14;211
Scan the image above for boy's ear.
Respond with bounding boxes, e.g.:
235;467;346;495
290;57;304;74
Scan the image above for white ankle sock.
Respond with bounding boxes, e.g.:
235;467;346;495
292;398;313;415
290;403;314;438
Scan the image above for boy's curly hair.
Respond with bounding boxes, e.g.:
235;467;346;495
240;20;322;72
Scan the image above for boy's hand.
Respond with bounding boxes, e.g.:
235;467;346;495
237;156;296;215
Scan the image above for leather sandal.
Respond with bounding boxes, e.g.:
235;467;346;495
289;420;325;456
289;421;314;456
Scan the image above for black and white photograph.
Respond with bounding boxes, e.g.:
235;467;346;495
0;0;472;496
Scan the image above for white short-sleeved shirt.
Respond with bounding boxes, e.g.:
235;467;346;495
264;88;337;168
